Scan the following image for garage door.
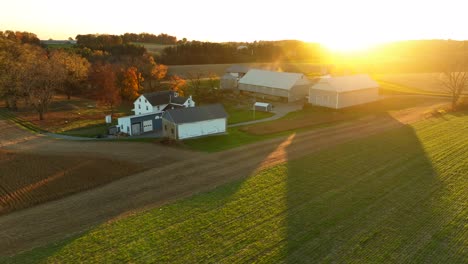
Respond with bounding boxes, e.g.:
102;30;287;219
131;123;141;135
143;120;153;132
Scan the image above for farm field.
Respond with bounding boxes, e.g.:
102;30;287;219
6;112;467;263
375;72;460;95
0;149;142;215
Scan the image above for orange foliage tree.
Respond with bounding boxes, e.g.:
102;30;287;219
150;64;168;90
169;75;188;96
90;64;121;115
120;66;143;101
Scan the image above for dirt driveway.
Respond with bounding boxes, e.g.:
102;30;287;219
0;98;450;256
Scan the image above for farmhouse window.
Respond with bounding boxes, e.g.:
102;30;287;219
145;99;147;103
139;98;141;102
138;104;141;109
157;106;160;110
146;106;148;111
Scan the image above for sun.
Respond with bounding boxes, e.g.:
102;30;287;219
322;38;377;53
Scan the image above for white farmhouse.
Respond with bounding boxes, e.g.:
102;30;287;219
118;90;195;136
133;90;195;115
162;104;228;140
309;74;380;109
238;69;311;102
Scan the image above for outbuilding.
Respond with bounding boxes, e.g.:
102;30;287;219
254;102;272;112
220;73;238;90
309;74;380;109
238;69;311;102
162;104;228;140
117;112;163;136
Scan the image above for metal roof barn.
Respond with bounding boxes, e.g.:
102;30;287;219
238;69;311;102
309;74;380;109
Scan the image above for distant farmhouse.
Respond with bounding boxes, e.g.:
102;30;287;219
309;74;379;109
118;91;195;136
162;104;228;140
238;69;311;102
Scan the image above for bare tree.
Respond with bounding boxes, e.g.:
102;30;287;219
440;60;468;110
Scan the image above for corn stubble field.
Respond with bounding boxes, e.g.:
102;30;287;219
0;150;141;215
6;112;467;263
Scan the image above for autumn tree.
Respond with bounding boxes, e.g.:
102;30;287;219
22;46;67;120
169;75;188;96
440;59;468;110
90;64;121;115
51;50;90;99
149;64;168;90
120;66;143;101
0;38;24;109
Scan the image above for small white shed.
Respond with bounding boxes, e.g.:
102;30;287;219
309;74;380;109
254;102;272;112
162;104;228;140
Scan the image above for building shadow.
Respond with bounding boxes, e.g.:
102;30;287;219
283;113;466;263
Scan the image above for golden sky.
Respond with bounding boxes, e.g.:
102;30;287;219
1;0;467;51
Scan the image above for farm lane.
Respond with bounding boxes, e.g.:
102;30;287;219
0;99;445;256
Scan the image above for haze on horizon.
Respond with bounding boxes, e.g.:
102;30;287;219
1;0;467;51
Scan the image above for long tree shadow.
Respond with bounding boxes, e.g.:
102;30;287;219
283;113;467;263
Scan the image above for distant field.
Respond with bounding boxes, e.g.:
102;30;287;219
8;112;467;263
0;150;142;215
168;63;324;78
375;73;451;94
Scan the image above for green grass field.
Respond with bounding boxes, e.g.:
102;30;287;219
226;107;275;125
6;112;467;263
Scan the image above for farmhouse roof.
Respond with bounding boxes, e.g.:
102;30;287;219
163;104;228;124
141;91;188;106
311;74;379;93
226;65;250;74
239;69;310;90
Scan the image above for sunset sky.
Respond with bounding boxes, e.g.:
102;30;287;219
1;0;467;51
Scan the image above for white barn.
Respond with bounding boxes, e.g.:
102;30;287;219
238;69;310;102
309;74;380;109
162;104;228;140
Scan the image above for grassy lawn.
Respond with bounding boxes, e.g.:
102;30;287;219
183;127;282;152
226;106;275;125
1;96;133;137
7;113;467;263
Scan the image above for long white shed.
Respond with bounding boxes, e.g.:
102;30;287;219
162;104;228;140
309;74;380;109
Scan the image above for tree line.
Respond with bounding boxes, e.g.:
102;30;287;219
76;32;177;49
0;31;175;120
158;40;325;65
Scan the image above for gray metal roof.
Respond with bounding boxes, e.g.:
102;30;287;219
311;74;379;93
141;91;188;106
239;69;310;90
226;65;250;74
163;104;228;124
